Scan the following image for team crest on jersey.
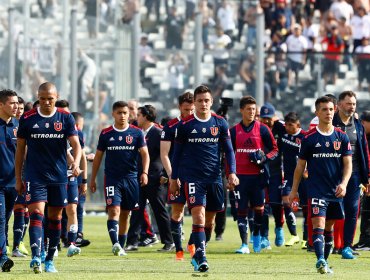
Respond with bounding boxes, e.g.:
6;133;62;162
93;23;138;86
45;123;50;128
325;142;330;148
118;136;122;141
189;196;195;204
106;198;112;205
210;127;218;136
126;135;133;144
312;206;319;215
333;141;341;150
54;122;62;131
295;138;301;145
26;194;31;202
202;128;206;133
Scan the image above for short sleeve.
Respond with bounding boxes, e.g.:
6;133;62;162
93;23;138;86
174;121;185;144
78;130;85;149
219;118;230;142
298;137;310;160
97;132;107;152
17;116;28;139
161;124;173;142
65;114;78;137
341;133;352;156
137;130;147;149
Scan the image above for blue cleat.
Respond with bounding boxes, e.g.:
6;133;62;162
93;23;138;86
198;260;209;272
191;258;199;271
252;235;261;253
67;244;81;257
316;258;327;274
30;256;42;274
40;250;46;263
342;246;356;259
0;256;14;272
275;227;285;247
235;243;250;254
261;237;271;250
45;260;58;273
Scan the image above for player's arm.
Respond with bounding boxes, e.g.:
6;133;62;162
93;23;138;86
170;125;185;196
68;135;82;177
336;155;352;198
160;141;172;179
288;158;306;203
220;121;238;190
139;146;150;186
260;125;278;161
15;138;26;195
79;148;88;195
89;149;104;193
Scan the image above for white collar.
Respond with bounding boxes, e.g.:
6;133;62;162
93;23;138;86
37;107;57;118
113;124;129;132
194;112;211;123
316;126;334;136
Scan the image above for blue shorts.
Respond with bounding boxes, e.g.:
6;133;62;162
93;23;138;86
184;181;224;212
234;175;265;211
167;179;186;205
298;179;308;206
309;198;345;220
104;176;139;210
67;177;79;204
268;172;283;204
14;192;26;205
25;182;68;207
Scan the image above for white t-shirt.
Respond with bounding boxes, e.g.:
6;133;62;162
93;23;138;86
304;23;320;50
211;34;232;59
330;1;354;23
285;35;308;63
217;5;236;31
350;15;370;40
355;44;370;54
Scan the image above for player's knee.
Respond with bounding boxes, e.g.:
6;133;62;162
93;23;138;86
171;211;183;222
107;206;120;219
283;202;291;209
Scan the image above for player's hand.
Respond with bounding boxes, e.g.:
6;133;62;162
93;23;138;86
80;183;87;195
302;169;308;179
140;173;148;186
169;179;180;197
160;176;169;185
288;190;298;205
15;181;25;196
335;183;347;198
249;150;267;165
227;173;239;191
90;180;97;193
86;153;95;162
71;163;81;177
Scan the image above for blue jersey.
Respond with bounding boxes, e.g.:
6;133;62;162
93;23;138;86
17;108;77;184
280;129;306;177
299;127;352;201
160;117;181;161
270;120;286;175
97;124;146;180
171;113;236;183
0;117;18;188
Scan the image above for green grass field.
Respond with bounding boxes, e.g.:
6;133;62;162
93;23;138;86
2;216;370;279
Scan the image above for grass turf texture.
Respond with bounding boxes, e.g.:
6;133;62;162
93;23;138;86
3;216;370;279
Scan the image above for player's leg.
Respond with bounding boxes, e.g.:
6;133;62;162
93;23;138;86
282;190;299;247
298;179;308;249
0;189;14;272
65;179;80;257
170;203;185;260
12;203;26;257
76;191;90;247
251;176;266;253
204;211;216;244
269;173;285;247
4;188;16;252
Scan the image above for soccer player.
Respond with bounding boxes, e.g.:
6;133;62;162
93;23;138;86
160;91;194;260
0;89;18;272
15;82;82;273
289;96;352;274
229;96;278;254
280;112;306;247
16;96;25;120
332;91;370;259
170;85;238;272
89;101;149;256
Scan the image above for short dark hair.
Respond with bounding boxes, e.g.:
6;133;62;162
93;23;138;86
194;85;212;100
33;100;40;108
338;90;356;101
55;99;70;108
0;89;17;104
324;93;337;105
24;102;33;112
18;96;24;105
112;101;128;111
178;91;194;105
138;105;156;122
284;112;300;123
239;96;256;109
315;96;334;110
71;112;83;122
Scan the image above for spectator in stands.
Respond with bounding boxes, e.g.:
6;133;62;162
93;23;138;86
284;23;308;89
185;0;197;21
164;6;185;49
314;0;334;14
239;53;256;97
303;15;320;75
271;13;290;41
145;0;160;22
321;10;338;34
199;0;214;49
272;0;295;31
139;34;157;75
291;0;306;24
216;0;236;42
211;65;228;103
244;1;258;48
338;16;353;70
84;0;98;38
330;0;354;24
321;24;344;86
38;0;57;18
122;0;140;24
260;0;274;30
354;0;370;12
354;37;370;91
168;53;188;101
77;50;97;112
350;6;370;53
210;26;232;67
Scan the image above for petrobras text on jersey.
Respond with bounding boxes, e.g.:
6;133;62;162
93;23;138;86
107;146;135;150
282;137;300;148
30;134;64;139
312;153;341;158
188;138;219;143
236;148;260;153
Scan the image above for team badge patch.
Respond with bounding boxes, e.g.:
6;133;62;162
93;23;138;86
126;135;133;144
202;128;206;133
54;122;62;131
118;136;122;141
333;141;341;151
26;194;31;202
45;123;50;128
312;206;319;215
189;196;195;204
106;198;112;205
325;142;330;148
210;127;218;136
295;138;301;145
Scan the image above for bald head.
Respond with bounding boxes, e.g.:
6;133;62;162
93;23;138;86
38;82;57;95
38;82;59;115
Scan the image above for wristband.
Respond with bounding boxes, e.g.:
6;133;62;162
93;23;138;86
82;179;88;184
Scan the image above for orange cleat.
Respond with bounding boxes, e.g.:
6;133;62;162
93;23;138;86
187;244;196;258
175;250;184;261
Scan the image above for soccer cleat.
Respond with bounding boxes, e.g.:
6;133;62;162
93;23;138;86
252;235;261;253
12;249;26;257
191;258;199;271
342;246;356;259
112;243;123;256
40;250;46;263
316;258;328;274
54;249;58;257
157;243;175;252
0;256;14;272
215;234;223;241
45;260;58;273
261;237;271;250
235;244;250;254
285;235;300;247
18;241;29;255
187;244;196;258
176;250;184;261
125;244;138;251
301;240;307;249
118;248;127;256
30;256;42;274
75;234;91;248
275;227;285;247
353;242;370;251
139;235;159;247
198;260;209;272
67;244;81;257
